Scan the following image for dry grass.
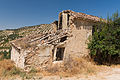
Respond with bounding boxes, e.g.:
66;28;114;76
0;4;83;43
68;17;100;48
0;58;107;78
0;59;39;80
0;59;14;76
37;56;104;77
110;64;120;68
0;58;109;80
0;59;26;77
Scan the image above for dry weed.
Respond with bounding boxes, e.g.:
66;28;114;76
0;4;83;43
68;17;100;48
0;59;25;77
39;56;101;77
0;59;14;76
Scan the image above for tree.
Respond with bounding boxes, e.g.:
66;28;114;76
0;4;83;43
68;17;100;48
88;12;120;64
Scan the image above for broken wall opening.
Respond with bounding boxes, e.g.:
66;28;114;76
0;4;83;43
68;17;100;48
56;47;65;61
60;36;67;42
67;14;70;27
92;25;95;35
54;47;65;61
59;15;63;29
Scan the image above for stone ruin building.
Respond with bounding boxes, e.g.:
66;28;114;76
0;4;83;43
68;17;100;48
10;10;104;69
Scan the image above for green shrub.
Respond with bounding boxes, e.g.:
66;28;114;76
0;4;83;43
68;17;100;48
29;67;37;73
88;12;120;64
0;48;11;60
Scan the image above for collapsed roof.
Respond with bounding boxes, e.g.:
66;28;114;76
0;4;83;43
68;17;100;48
11;28;71;51
10;10;106;51
10;23;57;50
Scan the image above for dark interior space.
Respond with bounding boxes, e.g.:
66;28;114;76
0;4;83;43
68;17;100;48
60;36;67;42
59;15;63;29
67;14;70;26
92;25;95;35
56;47;65;61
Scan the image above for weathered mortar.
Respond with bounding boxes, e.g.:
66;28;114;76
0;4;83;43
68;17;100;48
25;45;54;69
58;10;99;61
11;10;105;69
64;20;92;60
11;46;26;69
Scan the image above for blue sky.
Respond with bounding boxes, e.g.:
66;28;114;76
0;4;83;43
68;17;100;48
0;0;119;30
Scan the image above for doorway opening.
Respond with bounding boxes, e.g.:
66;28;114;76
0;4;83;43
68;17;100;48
55;47;65;61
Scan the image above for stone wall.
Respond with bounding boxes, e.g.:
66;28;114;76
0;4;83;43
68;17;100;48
11;47;25;68
64;19;92;60
62;13;68;29
11;10;97;69
25;45;53;68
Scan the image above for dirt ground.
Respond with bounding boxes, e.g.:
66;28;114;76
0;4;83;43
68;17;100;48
1;67;120;80
38;68;120;80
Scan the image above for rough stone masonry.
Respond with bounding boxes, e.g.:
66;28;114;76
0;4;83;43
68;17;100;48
10;10;105;70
